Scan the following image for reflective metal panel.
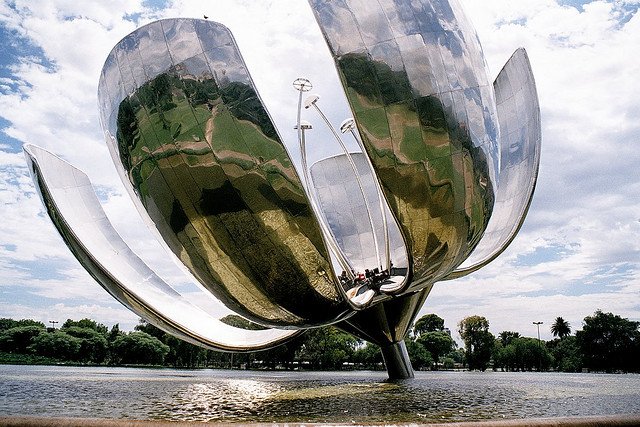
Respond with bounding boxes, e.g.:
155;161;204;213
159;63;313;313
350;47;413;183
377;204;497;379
308;0;499;290
310;153;408;276
98;19;350;328
23;144;300;351
445;48;541;279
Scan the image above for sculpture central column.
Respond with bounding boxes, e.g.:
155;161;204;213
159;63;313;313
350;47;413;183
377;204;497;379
380;341;414;380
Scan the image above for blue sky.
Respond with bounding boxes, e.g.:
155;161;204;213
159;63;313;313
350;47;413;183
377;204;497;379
1;0;639;342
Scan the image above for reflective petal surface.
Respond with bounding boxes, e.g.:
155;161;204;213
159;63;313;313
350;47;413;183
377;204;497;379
310;152;409;296
445;48;541;279
98;19;351;328
23;144;300;351
308;0;500;290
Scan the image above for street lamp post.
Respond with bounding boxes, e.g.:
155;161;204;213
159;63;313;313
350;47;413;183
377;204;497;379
49;320;58;329
533;321;543;371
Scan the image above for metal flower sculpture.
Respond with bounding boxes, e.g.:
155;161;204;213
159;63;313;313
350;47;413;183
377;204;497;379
24;0;540;379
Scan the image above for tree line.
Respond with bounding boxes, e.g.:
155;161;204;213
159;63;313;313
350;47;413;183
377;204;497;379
458;310;640;373
0;309;638;373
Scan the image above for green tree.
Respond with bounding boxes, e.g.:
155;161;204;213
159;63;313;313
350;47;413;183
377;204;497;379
417;331;455;369
205;349;233;369
441;357;455;369
513;337;552;371
576;310;639;372
405;339;433;371
494;332;521;371
0;318;45;332
0;325;45;354
0;318;17;332
108;324;123;342
297;327;358;370
257;335;305;370
548;336;582;372
458;316;494;371
164;335;207;368
551;317;571;340
492;339;511;371
111;332;170;365
62;318;108;334
107;324;125;364
62;326;109;363
29;331;81;360
494;335;553;372
133;319;165;340
413;314;445;337
447;348;466;368
353;342;383;370
498;331;521;346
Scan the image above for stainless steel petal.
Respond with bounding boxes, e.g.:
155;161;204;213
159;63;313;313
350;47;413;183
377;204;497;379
98;19;352;328
310;153;409;293
444;48;541;280
23;144;300;352
308;0;499;291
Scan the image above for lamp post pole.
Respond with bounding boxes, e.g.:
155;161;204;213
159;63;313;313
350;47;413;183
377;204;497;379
293;78;355;280
305;95;383;272
340;118;391;273
533;321;543;371
49;320;58;330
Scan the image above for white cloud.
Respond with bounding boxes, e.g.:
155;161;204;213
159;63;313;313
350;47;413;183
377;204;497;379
429;280;640;342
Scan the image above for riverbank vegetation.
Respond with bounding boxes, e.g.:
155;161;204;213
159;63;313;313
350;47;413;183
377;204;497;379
1;310;638;373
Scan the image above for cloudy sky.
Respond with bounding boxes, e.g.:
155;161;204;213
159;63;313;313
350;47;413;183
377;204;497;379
0;0;638;342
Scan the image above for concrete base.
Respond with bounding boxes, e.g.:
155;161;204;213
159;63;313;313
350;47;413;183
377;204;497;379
380;340;414;380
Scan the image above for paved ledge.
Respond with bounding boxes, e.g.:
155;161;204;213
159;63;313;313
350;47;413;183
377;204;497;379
1;416;640;427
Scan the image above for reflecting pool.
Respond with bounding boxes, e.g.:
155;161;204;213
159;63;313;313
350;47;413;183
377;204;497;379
1;365;639;423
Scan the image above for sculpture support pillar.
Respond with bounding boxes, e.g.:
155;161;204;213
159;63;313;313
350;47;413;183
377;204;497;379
380;340;414;380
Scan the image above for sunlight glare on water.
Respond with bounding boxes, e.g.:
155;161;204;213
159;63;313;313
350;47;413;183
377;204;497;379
1;366;639;423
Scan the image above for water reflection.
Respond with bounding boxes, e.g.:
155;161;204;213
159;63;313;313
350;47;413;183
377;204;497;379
1;366;639;423
162;380;283;421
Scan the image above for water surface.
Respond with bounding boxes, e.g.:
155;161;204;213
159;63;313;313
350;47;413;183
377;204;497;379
1;365;639;423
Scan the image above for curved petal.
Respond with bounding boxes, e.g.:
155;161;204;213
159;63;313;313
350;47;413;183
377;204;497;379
310;152;409;298
23;144;300;351
308;0;500;290
444;48;542;280
98;18;350;327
